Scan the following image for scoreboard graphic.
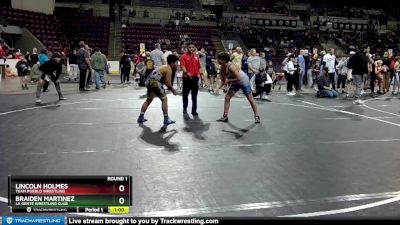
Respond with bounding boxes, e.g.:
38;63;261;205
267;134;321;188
8;176;132;213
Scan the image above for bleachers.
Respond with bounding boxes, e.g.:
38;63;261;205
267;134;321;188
139;0;193;9
312;3;363;18
231;0;276;13
0;6;67;53
335;31;400;55
54;7;109;54
0;6;109;55
122;24;215;55
238;27;319;66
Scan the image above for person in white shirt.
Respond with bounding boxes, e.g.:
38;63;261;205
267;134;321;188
286;55;297;96
150;43;166;68
185;16;190;27
163;49;172;61
322;48;337;90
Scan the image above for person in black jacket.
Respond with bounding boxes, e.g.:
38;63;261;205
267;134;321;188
120;51;132;84
35;52;67;104
15;55;31;90
206;57;216;93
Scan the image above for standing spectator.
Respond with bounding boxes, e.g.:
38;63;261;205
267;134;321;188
369;54;378;97
185;15;190;27
15;55;30;90
393;57;400;95
230;47;244;68
27;48;39;67
180;42;201;116
85;45;93;87
68;48;79;81
259;52;267;72
91;47;108;89
38;49;49;65
38;49;50;92
120;51;132;84
297;50;305;90
336;54;350;94
247;49;260;79
322;48;336;90
347;45;373;104
382;52;391;93
0;45;5;59
198;48;208;89
150;43;166;68
375;59;387;94
77;41;92;91
305;50;313;87
206;57;217;93
286;55;297;96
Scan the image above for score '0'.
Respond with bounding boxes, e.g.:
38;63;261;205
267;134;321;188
119;185;125;192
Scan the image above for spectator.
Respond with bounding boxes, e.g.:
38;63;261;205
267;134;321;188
297;50;305;90
317;67;338;98
15;55;30;90
347;45;374;104
136;61;146;87
375;59;387;94
185;15;190;27
27;48;39;67
336;54;350;94
0;45;5;59
91;47;108;89
230;47;244;68
382;52;391;93
120;51;132;84
286;54;297;96
247;49;261;79
259;52;267;72
322;48;337;91
150;43;166;68
198;48;208;89
38;49;50;92
77;41;92;91
393;57;400;95
206;57;217;93
68;48;79;81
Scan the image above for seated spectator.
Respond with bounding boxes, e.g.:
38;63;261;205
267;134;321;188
316;67;338;98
